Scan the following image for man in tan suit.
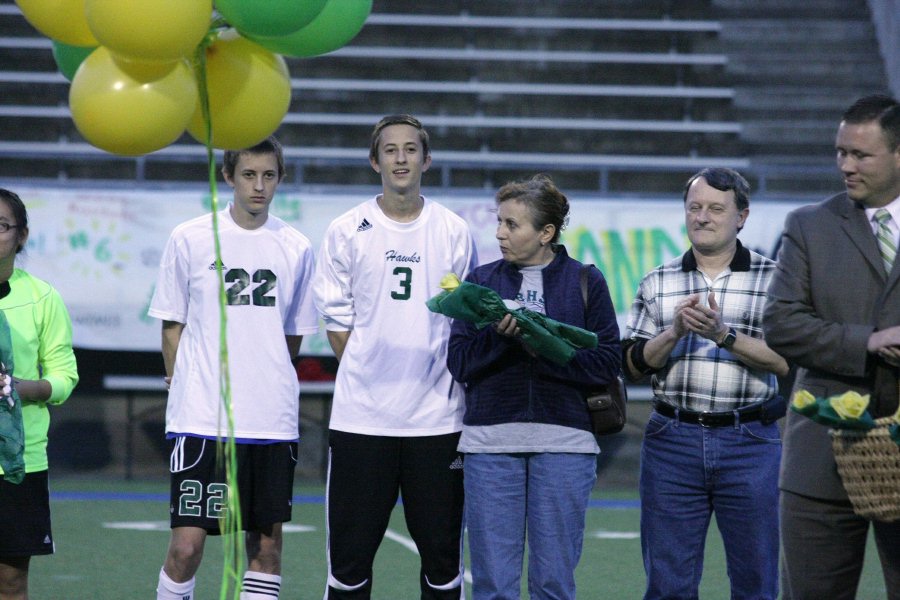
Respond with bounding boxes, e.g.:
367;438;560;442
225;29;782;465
764;94;900;599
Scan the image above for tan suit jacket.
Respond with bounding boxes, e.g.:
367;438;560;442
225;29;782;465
764;192;900;500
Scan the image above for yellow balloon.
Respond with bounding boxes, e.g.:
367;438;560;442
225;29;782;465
85;0;212;62
111;53;179;82
15;0;97;46
70;46;198;155
188;30;291;150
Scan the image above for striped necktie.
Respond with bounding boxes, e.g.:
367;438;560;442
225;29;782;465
875;208;897;274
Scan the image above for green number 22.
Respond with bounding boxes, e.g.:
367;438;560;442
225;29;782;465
391;267;412;300
178;480;228;518
225;268;276;306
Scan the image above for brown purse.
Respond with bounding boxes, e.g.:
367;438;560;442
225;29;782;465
580;265;627;435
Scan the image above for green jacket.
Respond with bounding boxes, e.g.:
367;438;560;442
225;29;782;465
0;269;78;476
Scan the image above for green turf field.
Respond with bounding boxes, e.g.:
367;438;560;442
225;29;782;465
26;477;888;599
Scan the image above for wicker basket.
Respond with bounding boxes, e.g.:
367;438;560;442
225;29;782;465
831;415;900;522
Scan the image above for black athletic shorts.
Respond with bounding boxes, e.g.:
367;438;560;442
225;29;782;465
0;470;54;557
168;436;297;534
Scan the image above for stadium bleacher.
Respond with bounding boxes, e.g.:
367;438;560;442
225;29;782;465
0;0;889;196
0;0;749;193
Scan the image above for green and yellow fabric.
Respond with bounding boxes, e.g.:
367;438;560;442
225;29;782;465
426;274;597;366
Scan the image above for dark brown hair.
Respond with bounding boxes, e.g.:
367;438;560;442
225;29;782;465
495;174;570;244
842;94;900;150
0;188;29;253
222;136;285;180
369;114;430;162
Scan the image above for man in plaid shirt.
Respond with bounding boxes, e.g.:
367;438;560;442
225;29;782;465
623;167;789;600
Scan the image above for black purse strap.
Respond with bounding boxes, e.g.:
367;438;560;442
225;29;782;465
579;264;593;316
580;263;627;396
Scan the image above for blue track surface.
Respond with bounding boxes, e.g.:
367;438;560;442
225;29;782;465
52;490;640;508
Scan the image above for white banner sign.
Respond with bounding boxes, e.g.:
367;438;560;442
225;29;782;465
10;186;811;353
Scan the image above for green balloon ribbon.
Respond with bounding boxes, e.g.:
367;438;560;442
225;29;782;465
193;24;245;600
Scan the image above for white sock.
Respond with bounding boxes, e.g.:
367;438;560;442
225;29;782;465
240;570;282;599
157;566;195;600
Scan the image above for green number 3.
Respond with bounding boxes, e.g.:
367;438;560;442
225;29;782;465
391;266;412;300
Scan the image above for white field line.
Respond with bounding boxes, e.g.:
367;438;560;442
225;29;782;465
385;528;474;586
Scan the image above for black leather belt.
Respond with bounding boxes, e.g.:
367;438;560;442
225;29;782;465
653;400;763;427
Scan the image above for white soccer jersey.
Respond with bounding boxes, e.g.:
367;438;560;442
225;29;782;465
313;196;477;436
149;207;319;440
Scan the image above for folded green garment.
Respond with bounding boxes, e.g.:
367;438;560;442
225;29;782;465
426;280;597;365
0;310;24;484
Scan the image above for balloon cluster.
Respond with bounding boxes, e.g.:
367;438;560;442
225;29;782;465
19;0;373;155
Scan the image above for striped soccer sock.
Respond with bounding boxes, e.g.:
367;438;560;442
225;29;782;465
240;571;282;599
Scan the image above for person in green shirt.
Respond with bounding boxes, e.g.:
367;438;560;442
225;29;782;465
0;188;79;600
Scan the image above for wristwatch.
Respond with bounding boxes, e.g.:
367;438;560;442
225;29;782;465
717;327;737;349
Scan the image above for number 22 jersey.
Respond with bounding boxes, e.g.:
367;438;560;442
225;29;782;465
148;207;319;440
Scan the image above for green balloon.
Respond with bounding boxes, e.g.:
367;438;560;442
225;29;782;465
52;41;97;82
215;0;328;38
249;0;372;58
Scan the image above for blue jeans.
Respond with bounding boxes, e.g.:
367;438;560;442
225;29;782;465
464;453;597;600
639;411;781;600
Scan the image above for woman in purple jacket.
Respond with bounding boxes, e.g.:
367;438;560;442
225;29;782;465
448;174;621;599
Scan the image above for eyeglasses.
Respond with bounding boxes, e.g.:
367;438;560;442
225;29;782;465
0;223;19;233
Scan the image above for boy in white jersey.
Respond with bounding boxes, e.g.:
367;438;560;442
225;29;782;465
149;137;319;600
313;115;476;599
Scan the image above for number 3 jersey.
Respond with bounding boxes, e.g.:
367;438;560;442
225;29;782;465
313;196;477;436
148;207;319;440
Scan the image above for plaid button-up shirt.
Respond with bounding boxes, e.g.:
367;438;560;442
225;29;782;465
625;240;779;412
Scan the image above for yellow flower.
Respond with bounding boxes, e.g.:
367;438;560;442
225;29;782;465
439;273;461;292
791;389;817;410
829;391;871;420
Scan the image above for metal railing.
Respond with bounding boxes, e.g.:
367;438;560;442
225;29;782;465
0;139;837;199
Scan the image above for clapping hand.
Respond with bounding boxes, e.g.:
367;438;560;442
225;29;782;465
679;291;726;342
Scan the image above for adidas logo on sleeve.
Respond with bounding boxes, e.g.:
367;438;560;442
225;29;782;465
356;218;373;232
